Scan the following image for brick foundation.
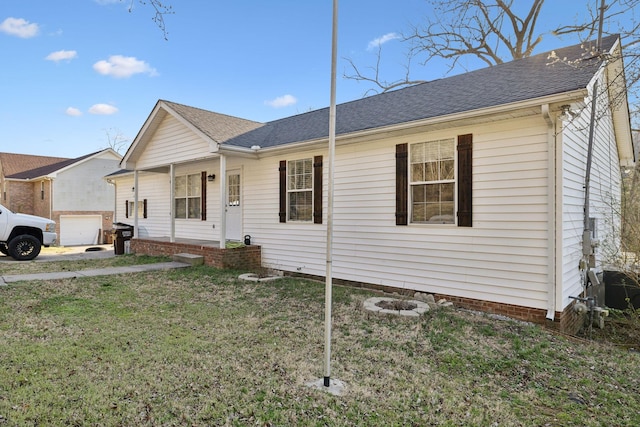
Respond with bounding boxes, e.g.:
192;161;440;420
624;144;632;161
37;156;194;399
288;272;586;334
130;238;262;270
130;240;586;334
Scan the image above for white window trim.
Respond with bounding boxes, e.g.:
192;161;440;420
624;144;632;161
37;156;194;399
287;158;313;222
409;138;457;225
174;172;202;220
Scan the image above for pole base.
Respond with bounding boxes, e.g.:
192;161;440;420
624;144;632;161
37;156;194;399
305;377;346;396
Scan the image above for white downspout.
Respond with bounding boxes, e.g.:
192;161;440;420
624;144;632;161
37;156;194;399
219;154;227;249
170;164;175;243
542;104;557;320
133;170;139;239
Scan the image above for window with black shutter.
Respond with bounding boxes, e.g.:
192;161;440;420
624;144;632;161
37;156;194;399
396;134;472;227
279;156;323;223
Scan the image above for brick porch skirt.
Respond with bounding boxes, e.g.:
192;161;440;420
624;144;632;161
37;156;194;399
130;238;261;270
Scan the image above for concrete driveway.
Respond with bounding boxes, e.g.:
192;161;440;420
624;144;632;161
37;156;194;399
0;244;116;263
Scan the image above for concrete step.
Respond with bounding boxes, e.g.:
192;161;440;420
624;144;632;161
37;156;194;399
172;253;204;266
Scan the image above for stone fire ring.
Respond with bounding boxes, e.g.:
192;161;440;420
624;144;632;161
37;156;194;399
363;296;430;318
238;273;282;282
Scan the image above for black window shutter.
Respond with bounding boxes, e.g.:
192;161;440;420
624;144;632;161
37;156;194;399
125;199;129;219
279;160;287;223
201;171;207;221
313;155;323;224
457;134;473;227
143;199;148;219
395;143;408;225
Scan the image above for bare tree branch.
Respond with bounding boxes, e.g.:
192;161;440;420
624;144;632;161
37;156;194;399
345;0;547;95
103;128;130;154
126;0;174;40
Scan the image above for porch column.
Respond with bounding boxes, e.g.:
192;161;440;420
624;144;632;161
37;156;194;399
219;154;227;249
133;170;139;238
170;164;175;243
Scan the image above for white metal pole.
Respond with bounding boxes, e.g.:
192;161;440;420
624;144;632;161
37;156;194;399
324;0;338;388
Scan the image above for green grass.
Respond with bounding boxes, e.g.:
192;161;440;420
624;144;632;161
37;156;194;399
1;265;639;426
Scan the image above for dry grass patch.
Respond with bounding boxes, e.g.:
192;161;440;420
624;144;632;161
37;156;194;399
0;266;639;426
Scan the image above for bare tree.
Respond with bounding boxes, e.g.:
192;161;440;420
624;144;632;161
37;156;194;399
345;0;545;94
346;0;639;105
103;128;130;154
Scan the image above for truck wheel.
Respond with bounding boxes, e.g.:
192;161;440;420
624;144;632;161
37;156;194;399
0;244;8;256
8;235;41;261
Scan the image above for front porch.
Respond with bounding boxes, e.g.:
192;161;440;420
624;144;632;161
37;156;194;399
130;237;261;270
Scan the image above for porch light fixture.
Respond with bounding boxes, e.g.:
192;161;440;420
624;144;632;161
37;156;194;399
207;174;216;181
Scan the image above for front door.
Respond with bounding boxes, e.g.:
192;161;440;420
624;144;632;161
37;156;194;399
226;171;242;241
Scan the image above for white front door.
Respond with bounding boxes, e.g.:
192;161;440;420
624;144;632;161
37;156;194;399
226;171;242;241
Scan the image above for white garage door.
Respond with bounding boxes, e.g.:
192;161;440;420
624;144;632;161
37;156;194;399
60;215;102;246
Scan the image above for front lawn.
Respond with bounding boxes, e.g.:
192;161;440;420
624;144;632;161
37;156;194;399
0;266;639;426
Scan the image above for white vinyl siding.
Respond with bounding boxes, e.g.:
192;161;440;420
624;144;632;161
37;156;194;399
251;116;552;310
135;115;214;170
114;165;216;241
52;153;120;211
116;89;624;315
560;73;621;307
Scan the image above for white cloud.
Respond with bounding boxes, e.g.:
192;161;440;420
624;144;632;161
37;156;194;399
46;50;78;62
88;104;119;115
264;94;297;108
65;107;82;116
367;32;400;51
93;55;158;78
0;17;39;38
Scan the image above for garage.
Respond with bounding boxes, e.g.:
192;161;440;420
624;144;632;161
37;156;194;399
59;215;103;246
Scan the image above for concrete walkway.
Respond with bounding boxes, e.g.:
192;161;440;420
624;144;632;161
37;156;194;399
0;245;191;285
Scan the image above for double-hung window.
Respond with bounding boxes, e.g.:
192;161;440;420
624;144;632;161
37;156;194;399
174;173;202;219
279;156;323;224
410;138;455;224
287;159;313;221
396;134;472;227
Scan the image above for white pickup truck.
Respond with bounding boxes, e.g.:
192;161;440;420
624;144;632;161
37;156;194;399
0;203;57;261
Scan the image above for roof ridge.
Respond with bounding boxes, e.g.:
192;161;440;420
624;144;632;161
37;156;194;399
160;99;264;125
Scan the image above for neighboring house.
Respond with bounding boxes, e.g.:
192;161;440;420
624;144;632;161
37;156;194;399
0;152;68;214
1;149;122;245
112;35;634;332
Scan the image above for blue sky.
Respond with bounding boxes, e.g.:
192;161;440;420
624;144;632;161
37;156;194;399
0;1;608;158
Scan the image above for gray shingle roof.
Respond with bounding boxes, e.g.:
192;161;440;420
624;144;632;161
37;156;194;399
7;151;102;179
168;35;618;150
162;101;264;143
0;152;70;178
